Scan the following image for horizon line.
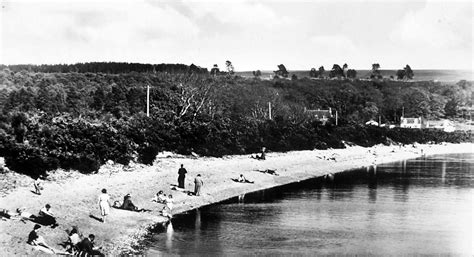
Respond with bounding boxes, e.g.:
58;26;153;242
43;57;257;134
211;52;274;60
0;62;472;72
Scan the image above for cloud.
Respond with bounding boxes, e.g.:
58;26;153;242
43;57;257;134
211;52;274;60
390;1;472;49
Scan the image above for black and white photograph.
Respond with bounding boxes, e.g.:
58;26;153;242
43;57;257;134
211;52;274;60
0;0;473;255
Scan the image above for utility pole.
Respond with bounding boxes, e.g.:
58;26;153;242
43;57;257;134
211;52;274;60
268;102;272;120
146;84;150;117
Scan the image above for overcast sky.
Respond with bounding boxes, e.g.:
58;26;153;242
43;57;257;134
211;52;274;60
0;0;472;71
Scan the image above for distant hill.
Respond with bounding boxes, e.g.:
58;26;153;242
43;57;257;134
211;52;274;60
237;69;473;83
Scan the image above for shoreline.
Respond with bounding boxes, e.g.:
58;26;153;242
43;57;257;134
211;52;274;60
0;143;472;255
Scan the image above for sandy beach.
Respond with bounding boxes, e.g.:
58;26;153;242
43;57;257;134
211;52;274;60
0;142;472;255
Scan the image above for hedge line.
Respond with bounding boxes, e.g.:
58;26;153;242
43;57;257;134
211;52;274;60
0;114;471;178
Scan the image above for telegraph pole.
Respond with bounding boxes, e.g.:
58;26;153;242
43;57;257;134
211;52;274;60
268;102;272;120
146;84;150;117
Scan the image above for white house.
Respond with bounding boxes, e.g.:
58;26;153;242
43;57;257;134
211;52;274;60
424;120;456;132
400;117;422;129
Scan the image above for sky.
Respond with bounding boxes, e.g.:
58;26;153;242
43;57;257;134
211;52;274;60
0;0;472;71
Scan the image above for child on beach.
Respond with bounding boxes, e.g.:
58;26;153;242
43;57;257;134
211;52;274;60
98;189;111;223
165;194;174;211
33;178;43;195
151;191;167;204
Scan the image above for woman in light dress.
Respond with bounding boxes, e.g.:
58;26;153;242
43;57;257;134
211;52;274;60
98;189;110;223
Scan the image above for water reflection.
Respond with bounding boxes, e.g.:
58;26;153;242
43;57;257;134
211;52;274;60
165;222;173;250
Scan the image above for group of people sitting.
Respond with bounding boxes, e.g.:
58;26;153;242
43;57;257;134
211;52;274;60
26;224;104;256
151;191;174;218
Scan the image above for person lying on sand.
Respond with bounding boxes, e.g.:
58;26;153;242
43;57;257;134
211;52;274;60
256;169;279;176
113;194;151;212
27;224;56;254
232;174;254;183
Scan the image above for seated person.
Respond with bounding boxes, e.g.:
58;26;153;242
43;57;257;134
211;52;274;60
238;174;254;183
113;194;149;212
251;147;266;160
65;227;81;253
27;224;56;253
77;234;104;257
151;191;167;204
121;194;137;211
160;206;172;218
36;204;58;228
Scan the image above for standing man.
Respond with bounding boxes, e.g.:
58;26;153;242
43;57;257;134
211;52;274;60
194;174;203;196
178;164;187;189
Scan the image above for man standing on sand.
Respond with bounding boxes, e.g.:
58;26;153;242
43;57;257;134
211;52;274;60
194;174;203;196
178;164;187;189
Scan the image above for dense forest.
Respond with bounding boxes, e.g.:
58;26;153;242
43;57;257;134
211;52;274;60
0;63;472;177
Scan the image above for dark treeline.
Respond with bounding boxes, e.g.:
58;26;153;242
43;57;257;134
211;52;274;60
0;62;208;74
0;68;471;177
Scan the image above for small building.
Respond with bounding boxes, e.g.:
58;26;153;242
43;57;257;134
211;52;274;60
305;108;333;124
424;120;456;132
400;117;456;132
365;120;379;126
400;117;422;129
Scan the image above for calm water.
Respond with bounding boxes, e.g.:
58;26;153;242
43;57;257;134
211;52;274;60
144;153;473;256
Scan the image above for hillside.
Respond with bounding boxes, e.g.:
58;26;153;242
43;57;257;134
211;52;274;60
0;65;472;177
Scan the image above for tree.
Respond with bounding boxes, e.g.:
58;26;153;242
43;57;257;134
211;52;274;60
371;63;382;79
342;63;348;78
225;60;234;75
329;64;343;78
253;70;262;78
404;65;414;79
309;68;317;78
274;64;289;78
291;74;298;80
396;69;405;80
210;64;220;76
318;66;325;78
347;69;357;79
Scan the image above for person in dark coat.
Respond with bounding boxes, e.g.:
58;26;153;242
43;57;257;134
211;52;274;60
77;234;104;257
178;164;187;189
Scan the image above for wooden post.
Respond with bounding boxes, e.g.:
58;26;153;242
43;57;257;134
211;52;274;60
335;111;338;126
146;84;150;117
